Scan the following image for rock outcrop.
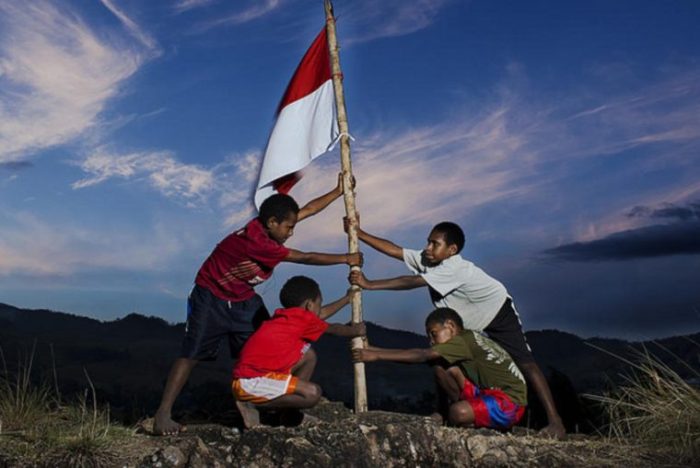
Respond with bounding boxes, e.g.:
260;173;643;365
136;402;654;467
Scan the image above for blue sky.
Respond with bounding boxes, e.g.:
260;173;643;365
1;0;698;340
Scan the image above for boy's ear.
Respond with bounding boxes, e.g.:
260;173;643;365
266;216;279;229
448;243;458;256
445;319;459;333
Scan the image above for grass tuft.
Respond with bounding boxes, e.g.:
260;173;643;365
0;342;53;432
0;346;133;467
585;343;700;465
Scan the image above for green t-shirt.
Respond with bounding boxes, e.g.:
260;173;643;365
432;330;527;405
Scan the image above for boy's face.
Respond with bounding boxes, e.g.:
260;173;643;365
266;211;298;244
426;320;458;345
303;294;323;316
423;230;458;266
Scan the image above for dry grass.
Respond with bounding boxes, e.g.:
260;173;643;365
0;346;133;467
585;342;700;465
0;343;53;432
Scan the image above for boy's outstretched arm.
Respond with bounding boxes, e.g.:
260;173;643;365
353;346;439;364
349;270;426;290
344;216;404;260
319;288;356;320
326;321;366;338
286;250;363;267
297;173;353;221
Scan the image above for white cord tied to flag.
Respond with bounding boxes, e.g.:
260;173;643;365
328;131;355;152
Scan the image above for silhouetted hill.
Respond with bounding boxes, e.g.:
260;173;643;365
1;302;698;430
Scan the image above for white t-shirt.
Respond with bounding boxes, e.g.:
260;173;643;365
403;248;508;331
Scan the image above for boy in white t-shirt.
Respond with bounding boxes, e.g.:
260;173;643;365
347;220;565;438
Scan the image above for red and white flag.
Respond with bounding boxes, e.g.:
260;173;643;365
254;28;339;209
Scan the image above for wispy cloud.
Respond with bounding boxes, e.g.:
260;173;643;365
0;1;156;163
0;210;186;277
564;69;700;164
341;0;455;44
99;0;159;51
287;107;531;249
287;65;700;249
216;151;260;227
72;147;215;202
71;146;261;220
64;58;700;261
173;0;219;14
194;0;284;32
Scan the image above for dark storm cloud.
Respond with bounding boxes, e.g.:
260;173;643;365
543;220;700;261
0;161;34;171
627;202;700;221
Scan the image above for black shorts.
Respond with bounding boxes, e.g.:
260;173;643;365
483;297;534;366
180;285;270;361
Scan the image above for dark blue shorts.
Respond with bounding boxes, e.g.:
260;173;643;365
180;285;269;361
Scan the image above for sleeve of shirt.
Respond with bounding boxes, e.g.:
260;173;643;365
432;336;472;365
402;248;424;274
247;236;290;269
420;261;464;297
301;314;329;342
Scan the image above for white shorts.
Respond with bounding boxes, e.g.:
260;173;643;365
232;343;311;404
232;372;298;404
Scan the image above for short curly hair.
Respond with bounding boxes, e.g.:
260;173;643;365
258;193;300;225
425;308;464;330
279;276;322;308
431;222;465;253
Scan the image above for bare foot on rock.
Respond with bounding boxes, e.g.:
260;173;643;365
236;400;261;429
153;411;186;436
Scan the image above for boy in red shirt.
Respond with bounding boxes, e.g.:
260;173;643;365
233;275;365;428
154;177;361;435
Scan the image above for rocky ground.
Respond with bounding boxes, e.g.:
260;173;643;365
122;401;675;468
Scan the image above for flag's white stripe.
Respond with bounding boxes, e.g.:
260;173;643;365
255;79;338;208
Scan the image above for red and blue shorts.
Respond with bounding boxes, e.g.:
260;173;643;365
460;379;525;429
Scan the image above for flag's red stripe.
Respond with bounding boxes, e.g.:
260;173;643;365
277;28;331;113
272;172;301;194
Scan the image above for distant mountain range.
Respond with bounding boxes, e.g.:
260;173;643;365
1;302;698;431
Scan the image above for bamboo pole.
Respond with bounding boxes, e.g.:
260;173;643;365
324;0;368;413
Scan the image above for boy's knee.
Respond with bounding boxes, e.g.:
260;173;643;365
305;348;318;364
311;383;322;401
448;402;473;426
305;383;322;407
432;364;447;378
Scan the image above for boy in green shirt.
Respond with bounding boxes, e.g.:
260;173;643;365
353;308;526;430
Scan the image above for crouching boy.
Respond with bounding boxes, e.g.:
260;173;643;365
353;308;526;430
232;276;364;428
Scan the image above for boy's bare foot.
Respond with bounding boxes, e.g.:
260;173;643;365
539;421;566;439
153;411;186;436
236;400;261;429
